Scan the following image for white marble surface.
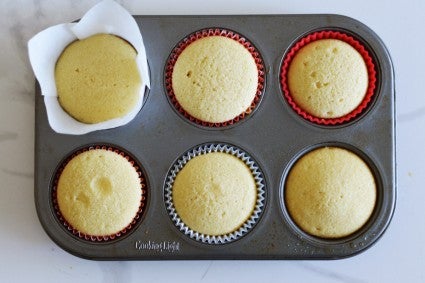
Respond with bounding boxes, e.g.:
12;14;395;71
0;0;423;282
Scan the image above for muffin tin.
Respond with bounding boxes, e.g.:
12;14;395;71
34;14;395;260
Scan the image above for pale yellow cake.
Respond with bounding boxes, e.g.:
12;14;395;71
172;36;258;123
287;39;368;119
172;152;257;236
57;149;141;236
55;34;141;124
285;147;376;238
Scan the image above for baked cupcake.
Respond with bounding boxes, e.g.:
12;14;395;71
166;29;265;127
54;146;147;241
28;0;150;134
55;34;142;124
285;146;376;238
281;31;376;125
165;144;265;244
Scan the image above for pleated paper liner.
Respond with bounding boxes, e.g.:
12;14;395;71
164;143;266;244
51;145;147;242
165;28;265;128
280;30;377;126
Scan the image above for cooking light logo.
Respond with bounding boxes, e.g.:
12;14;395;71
135;241;181;253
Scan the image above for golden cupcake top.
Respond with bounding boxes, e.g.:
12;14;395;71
285;147;376;238
56;149;142;236
287;39;368;119
55;34;141;124
171;36;258;123
172;152;257;236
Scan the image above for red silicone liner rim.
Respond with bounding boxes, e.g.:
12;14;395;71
165;28;265;128
52;145;147;242
280;30;377;126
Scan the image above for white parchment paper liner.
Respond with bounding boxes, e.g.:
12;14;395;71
28;0;150;135
164;143;266;244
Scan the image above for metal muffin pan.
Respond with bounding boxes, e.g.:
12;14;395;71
34;14;395;260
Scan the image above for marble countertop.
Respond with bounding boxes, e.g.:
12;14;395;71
0;0;423;282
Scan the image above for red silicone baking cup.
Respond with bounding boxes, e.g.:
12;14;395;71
165;28;265;128
280;30;377;125
51;145;147;242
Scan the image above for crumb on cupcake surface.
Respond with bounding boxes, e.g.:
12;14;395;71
285;147;376;238
287;39;368;119
171;36;258;123
57;149;141;236
172;152;257;236
55;34;141;124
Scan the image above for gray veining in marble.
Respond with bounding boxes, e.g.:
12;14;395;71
0;132;18;143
